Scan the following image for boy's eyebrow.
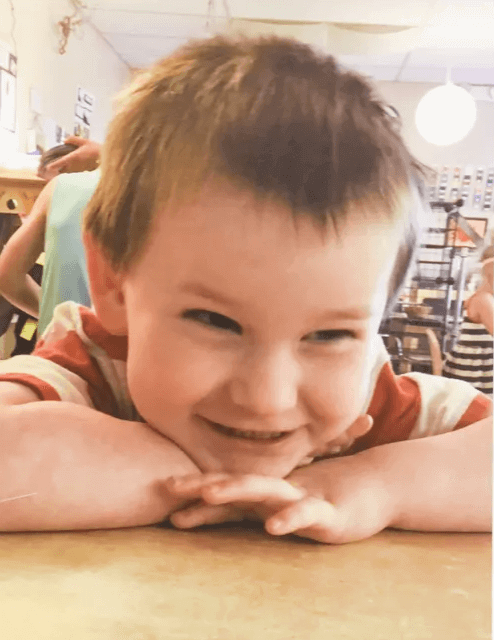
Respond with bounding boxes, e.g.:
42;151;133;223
179;282;372;321
316;307;373;322
179;283;239;308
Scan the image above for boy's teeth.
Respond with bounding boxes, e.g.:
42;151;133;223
209;421;287;440
232;429;285;440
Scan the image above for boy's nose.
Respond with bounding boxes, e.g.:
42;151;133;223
229;348;300;416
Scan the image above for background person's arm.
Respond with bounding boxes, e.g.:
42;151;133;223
467;291;494;335
0;393;199;532
0;180;55;318
42;136;101;179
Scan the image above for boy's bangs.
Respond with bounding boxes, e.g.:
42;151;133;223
84;35;426;274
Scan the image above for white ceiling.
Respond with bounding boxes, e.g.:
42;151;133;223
85;0;494;85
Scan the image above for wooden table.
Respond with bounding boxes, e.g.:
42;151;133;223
0;526;490;639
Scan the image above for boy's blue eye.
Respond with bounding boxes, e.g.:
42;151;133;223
182;309;242;335
303;329;356;343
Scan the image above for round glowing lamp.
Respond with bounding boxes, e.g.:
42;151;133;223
415;83;477;146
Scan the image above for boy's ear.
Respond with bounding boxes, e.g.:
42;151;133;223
83;232;128;335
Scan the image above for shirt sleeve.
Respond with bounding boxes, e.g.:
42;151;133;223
0;353;95;406
404;371;491;437
352;361;492;453
0;321;119;416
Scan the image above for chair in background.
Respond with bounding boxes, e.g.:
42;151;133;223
382;325;443;375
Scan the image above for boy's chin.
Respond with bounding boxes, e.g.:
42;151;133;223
196;452;307;478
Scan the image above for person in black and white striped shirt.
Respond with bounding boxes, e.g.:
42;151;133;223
443;244;493;396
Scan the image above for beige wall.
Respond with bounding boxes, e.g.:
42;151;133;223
0;3;491;168
377;81;494;169
0;0;129;152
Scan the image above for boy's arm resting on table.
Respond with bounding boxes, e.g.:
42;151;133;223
384;417;491;531
288;416;492;537
0;389;199;532
0;180;54;318
164;401;491;544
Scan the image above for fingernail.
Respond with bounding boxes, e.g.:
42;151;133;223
287;481;306;496
327;445;343;454
205;486;224;500
171;513;191;528
269;519;286;534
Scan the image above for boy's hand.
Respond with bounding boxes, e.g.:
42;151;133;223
167;473;328;540
166;464;394;544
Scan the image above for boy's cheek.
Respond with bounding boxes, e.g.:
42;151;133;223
126;343;226;423
314;354;375;437
321;347;373;405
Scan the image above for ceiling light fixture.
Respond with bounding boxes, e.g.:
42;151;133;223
415;70;477;146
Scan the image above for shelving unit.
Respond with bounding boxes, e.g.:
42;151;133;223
415;201;475;352
381;197;489;374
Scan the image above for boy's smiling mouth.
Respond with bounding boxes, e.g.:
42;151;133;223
201;417;292;442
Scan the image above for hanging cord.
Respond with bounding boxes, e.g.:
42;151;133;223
206;0;231;32
393;0;443;82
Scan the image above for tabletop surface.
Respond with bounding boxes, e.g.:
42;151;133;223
0;526;490;640
0;167;44;184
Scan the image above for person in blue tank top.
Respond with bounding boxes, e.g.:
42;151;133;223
37;169;101;334
0;138;101;349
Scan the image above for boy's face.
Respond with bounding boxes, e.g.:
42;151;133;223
113;181;402;477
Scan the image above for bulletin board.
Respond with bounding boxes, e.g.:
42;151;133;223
428;165;494;215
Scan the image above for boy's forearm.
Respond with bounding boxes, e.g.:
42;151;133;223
380;418;492;532
0;402;199;531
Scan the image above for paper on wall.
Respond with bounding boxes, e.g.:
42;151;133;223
0;69;16;132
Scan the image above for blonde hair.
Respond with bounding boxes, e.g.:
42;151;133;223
84;35;425;289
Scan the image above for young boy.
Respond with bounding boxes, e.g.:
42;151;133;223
0;36;490;543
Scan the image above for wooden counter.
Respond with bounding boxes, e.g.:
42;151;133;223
0;168;45;256
0;168;45;217
0;526;490;639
